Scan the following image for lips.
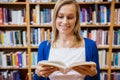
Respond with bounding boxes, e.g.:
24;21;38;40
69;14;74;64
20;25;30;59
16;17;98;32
60;26;69;31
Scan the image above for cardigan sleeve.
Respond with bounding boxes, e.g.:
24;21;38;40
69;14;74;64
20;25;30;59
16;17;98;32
85;38;100;80
33;41;50;80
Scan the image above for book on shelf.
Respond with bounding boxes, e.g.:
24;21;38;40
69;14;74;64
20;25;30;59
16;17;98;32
38;60;96;74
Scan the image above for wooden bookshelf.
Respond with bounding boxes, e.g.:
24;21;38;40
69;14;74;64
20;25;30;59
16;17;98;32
0;0;120;80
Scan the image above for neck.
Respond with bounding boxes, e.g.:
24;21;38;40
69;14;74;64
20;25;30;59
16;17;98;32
53;34;79;48
57;34;75;42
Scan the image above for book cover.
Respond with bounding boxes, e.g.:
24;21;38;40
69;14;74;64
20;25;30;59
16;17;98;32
0;8;3;25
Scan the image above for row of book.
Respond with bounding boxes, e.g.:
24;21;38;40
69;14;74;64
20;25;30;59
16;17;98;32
31;52;38;67
31;28;110;46
30;0;112;3
114;8;120;25
0;51;38;68
82;29;120;46
80;5;111;25
1;28;120;47
100;72;108;80
113;30;120;46
81;29;109;46
0;50;107;69
116;0;120;2
111;72;120;80
76;0;112;2
0;71;120;80
30;4;111;25
30;5;53;25
0;8;26;25
31;28;51;46
0;0;18;2
99;50;120;69
0;51;29;68
0;49;120;69
1;5;120;26
2;0;120;3
99;50;108;68
0;70;21;80
0;30;27;47
0;71;34;80
111;52;120;68
30;0;57;3
100;72;120;80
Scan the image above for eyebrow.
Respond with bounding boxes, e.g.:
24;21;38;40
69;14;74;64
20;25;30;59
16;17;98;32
58;12;75;16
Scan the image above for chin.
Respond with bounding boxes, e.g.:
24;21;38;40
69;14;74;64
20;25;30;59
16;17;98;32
60;31;70;35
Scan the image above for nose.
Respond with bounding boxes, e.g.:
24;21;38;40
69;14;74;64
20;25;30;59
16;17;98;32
62;17;68;24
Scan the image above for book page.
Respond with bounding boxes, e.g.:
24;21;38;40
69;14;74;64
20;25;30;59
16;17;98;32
38;60;68;74
69;61;96;68
38;60;67;69
38;60;96;74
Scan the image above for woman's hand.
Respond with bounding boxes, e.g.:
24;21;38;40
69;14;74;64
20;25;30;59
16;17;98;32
35;65;58;77
72;64;97;77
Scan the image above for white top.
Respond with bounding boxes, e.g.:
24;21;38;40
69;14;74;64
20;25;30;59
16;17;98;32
48;47;86;80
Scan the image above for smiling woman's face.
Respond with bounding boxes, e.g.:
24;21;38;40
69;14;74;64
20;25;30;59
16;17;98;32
56;3;77;35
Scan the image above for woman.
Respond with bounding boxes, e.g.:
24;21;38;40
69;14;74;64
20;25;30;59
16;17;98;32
34;0;100;80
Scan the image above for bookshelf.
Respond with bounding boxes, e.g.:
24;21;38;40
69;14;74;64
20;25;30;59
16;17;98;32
0;0;120;80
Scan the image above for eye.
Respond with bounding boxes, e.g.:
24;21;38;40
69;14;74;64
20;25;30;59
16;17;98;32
57;15;63;18
67;16;74;19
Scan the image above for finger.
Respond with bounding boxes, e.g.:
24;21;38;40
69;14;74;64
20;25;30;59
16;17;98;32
73;67;88;75
40;67;58;77
41;65;54;67
38;66;54;71
35;66;54;76
75;66;97;77
42;68;58;77
88;66;97;77
79;65;97;75
81;66;89;68
41;67;58;74
35;69;41;76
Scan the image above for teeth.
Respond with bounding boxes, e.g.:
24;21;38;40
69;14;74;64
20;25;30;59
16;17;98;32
61;26;69;28
60;26;68;31
61;26;68;28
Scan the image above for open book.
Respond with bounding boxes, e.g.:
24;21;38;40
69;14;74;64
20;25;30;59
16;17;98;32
38;60;96;74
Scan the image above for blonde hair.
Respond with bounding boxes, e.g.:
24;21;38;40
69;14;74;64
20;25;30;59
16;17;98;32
52;0;82;44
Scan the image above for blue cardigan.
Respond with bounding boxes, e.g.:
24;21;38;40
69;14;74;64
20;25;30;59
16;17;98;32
34;38;100;80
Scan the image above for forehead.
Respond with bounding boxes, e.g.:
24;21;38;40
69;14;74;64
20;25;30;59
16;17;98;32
58;4;76;14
